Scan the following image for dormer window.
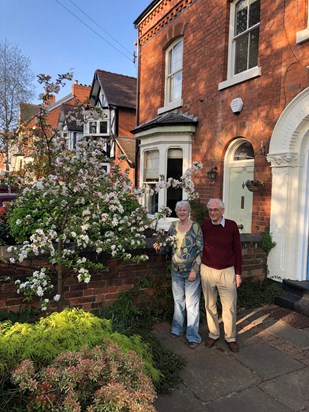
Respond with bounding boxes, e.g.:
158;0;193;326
86;109;110;136
89;121;108;135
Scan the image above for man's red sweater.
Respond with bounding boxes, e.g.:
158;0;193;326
201;218;242;275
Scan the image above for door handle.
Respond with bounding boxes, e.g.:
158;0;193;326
238;224;244;229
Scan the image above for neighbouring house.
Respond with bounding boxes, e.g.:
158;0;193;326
16;81;91;174
132;0;309;282
57;103;84;150
85;69;137;182
17;70;137;181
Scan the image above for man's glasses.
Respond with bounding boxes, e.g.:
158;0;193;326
207;208;220;213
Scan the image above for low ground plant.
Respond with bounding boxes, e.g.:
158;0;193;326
101;278;185;394
237;278;283;309
12;345;156;412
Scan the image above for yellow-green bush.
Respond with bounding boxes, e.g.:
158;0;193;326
0;308;159;386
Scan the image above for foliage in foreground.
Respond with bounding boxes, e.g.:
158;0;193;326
0;308;159;387
102;281;185;394
12;345;156;412
0;308;160;411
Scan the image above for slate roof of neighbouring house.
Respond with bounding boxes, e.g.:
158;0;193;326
92;70;137;109
115;137;136;167
132;111;198;133
59;103;84;132
19;103;40;125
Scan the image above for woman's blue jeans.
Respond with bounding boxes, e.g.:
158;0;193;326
171;269;201;343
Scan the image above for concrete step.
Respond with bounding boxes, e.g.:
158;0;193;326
282;279;309;297
275;292;309;317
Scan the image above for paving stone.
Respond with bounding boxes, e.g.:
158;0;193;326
236;342;304;379
207;386;291;412
259;368;309;411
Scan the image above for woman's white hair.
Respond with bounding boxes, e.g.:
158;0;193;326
175;200;191;212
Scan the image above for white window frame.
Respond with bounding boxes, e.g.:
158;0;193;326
219;0;261;90
84;109;110;136
296;0;309;44
158;38;184;115
141;144;187;223
143;149;160;215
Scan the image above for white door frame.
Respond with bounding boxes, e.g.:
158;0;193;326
267;87;309;281
223;138;254;233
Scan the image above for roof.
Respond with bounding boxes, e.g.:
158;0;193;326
19;103;40;125
133;0;161;26
115;137;136;166
59;103;83;132
92;70;137;109
132;110;198;133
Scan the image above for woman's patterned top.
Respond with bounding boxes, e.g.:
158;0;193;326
166;221;203;274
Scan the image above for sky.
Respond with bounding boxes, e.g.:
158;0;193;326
1;0;151;102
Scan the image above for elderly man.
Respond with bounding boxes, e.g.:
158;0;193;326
200;199;242;353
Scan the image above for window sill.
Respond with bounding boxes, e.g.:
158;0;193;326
158;98;183;115
218;66;261;91
296;27;309;44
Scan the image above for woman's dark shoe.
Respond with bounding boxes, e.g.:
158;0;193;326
188;341;200;349
170;333;182;338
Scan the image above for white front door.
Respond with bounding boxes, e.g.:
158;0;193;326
226;165;253;233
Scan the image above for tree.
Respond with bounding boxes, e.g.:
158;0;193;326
0;39;35;171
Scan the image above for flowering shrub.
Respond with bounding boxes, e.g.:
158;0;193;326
8;139;151;307
12;343;156;412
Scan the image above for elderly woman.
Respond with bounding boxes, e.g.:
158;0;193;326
154;200;203;349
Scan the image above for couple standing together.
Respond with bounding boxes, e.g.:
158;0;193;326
154;198;242;353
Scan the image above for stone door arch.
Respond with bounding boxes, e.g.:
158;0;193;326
267;87;309;281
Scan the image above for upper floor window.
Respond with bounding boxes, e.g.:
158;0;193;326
89;120;108;135
218;0;261;90
234;0;260;74
296;0;309;44
158;38;183;114
167;39;183;103
85;109;110;136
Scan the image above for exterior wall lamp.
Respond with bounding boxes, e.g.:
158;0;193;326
207;166;218;182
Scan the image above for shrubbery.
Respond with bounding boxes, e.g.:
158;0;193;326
12;345;156;411
0;308;160;411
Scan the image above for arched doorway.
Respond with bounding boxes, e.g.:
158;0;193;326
224;138;254;233
267;87;309;281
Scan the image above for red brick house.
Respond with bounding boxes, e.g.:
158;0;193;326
132;0;309;282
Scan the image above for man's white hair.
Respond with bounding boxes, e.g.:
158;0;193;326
207;198;225;209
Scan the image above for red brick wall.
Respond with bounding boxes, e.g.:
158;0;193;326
136;0;309;233
118;108;136;137
0;239;267;313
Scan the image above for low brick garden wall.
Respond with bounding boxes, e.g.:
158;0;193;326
0;234;267;313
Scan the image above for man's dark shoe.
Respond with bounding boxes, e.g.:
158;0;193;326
226;341;239;353
205;337;219;348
